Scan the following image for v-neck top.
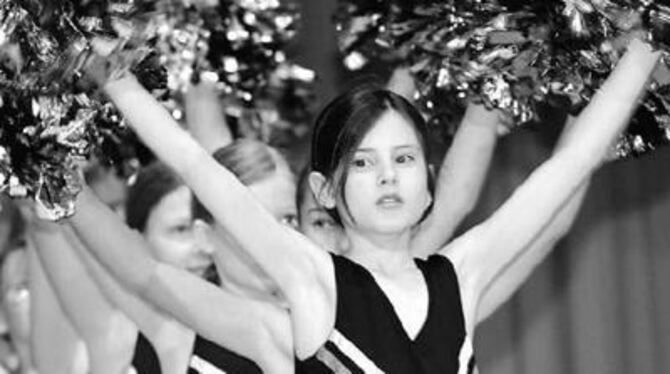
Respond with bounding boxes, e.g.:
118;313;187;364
295;253;476;374
130;333;262;374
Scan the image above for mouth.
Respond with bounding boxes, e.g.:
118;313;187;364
187;264;211;276
376;193;404;209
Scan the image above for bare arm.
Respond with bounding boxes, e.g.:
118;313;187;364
27;246;86;374
1;249;34;373
386;68;500;257
386;66;416;100
101;76;334;357
28;217;135;374
477;181;589;322
67;188;292;372
476;116;590;322
442;40;660;332
184;81;233;153
59;225;171;342
412;103;499;257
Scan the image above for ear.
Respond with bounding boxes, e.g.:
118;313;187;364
193;219;216;255
308;171;336;209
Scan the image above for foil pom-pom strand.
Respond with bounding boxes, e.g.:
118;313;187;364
0;0;164;218
333;0;670;160
220;60;317;145
545;0;670;158
0;0;164;93
0;91;142;220
205;0;302;102
406;3;552;126
153;0;317;145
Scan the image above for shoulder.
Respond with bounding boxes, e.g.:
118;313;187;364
418;254;462;297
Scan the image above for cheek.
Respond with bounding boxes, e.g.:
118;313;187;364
403;167;430;195
304;225;329;246
342;174;373;205
146;232;189;266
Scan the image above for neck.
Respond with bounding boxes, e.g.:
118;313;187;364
345;227;415;275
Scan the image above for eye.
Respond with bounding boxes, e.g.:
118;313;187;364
395;153;415;164
312;217;335;229
280;214;298;229
350;155;373;170
173;224;192;234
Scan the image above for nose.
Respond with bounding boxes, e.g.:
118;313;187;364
196;240;215;257
377;159;397;186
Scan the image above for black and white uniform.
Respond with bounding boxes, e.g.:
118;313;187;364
296;254;476;374
130;333;262;374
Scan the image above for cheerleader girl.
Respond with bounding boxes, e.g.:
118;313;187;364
66;147;296;373
94;37;658;374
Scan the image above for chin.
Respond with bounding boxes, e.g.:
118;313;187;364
363;218;413;235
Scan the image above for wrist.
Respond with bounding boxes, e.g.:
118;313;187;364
102;74;141;96
461;103;506;132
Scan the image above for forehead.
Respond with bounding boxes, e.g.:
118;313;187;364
149;186;192;223
248;171;297;215
358;109;422;149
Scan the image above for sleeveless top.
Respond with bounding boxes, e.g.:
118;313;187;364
296;254;477;374
130;333;262;374
131;333;160;374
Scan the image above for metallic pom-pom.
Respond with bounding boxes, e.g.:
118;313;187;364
153;0;317;145
333;0;670;159
0;0;163;219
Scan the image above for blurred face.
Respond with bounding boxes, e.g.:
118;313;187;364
144;186;212;276
247;169;298;229
338;109;431;235
298;189;346;254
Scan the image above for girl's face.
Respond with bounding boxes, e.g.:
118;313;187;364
248;169;298;229
144;186;212;276
339;109;431;235
299;190;347;254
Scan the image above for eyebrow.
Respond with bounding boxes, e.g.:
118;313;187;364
356;145;420;152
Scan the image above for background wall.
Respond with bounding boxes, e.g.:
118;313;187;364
291;1;670;372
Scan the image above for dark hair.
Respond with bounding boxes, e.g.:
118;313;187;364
193;139;292;223
295;165;311;220
311;84;434;223
125;162;183;232
0;196;25;263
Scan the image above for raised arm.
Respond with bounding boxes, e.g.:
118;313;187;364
67;188;292;372
411;103;499;257
1;249;35;374
476;180;588;322
28;218;135;374
386;66;416;100
475;116;590;321
101;75;334;357
184;81;233;153
386;68;500;257
27;245;87;374
58;224;172;342
443;39;660;331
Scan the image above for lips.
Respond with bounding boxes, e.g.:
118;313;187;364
376;193;404;208
187;263;211;276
